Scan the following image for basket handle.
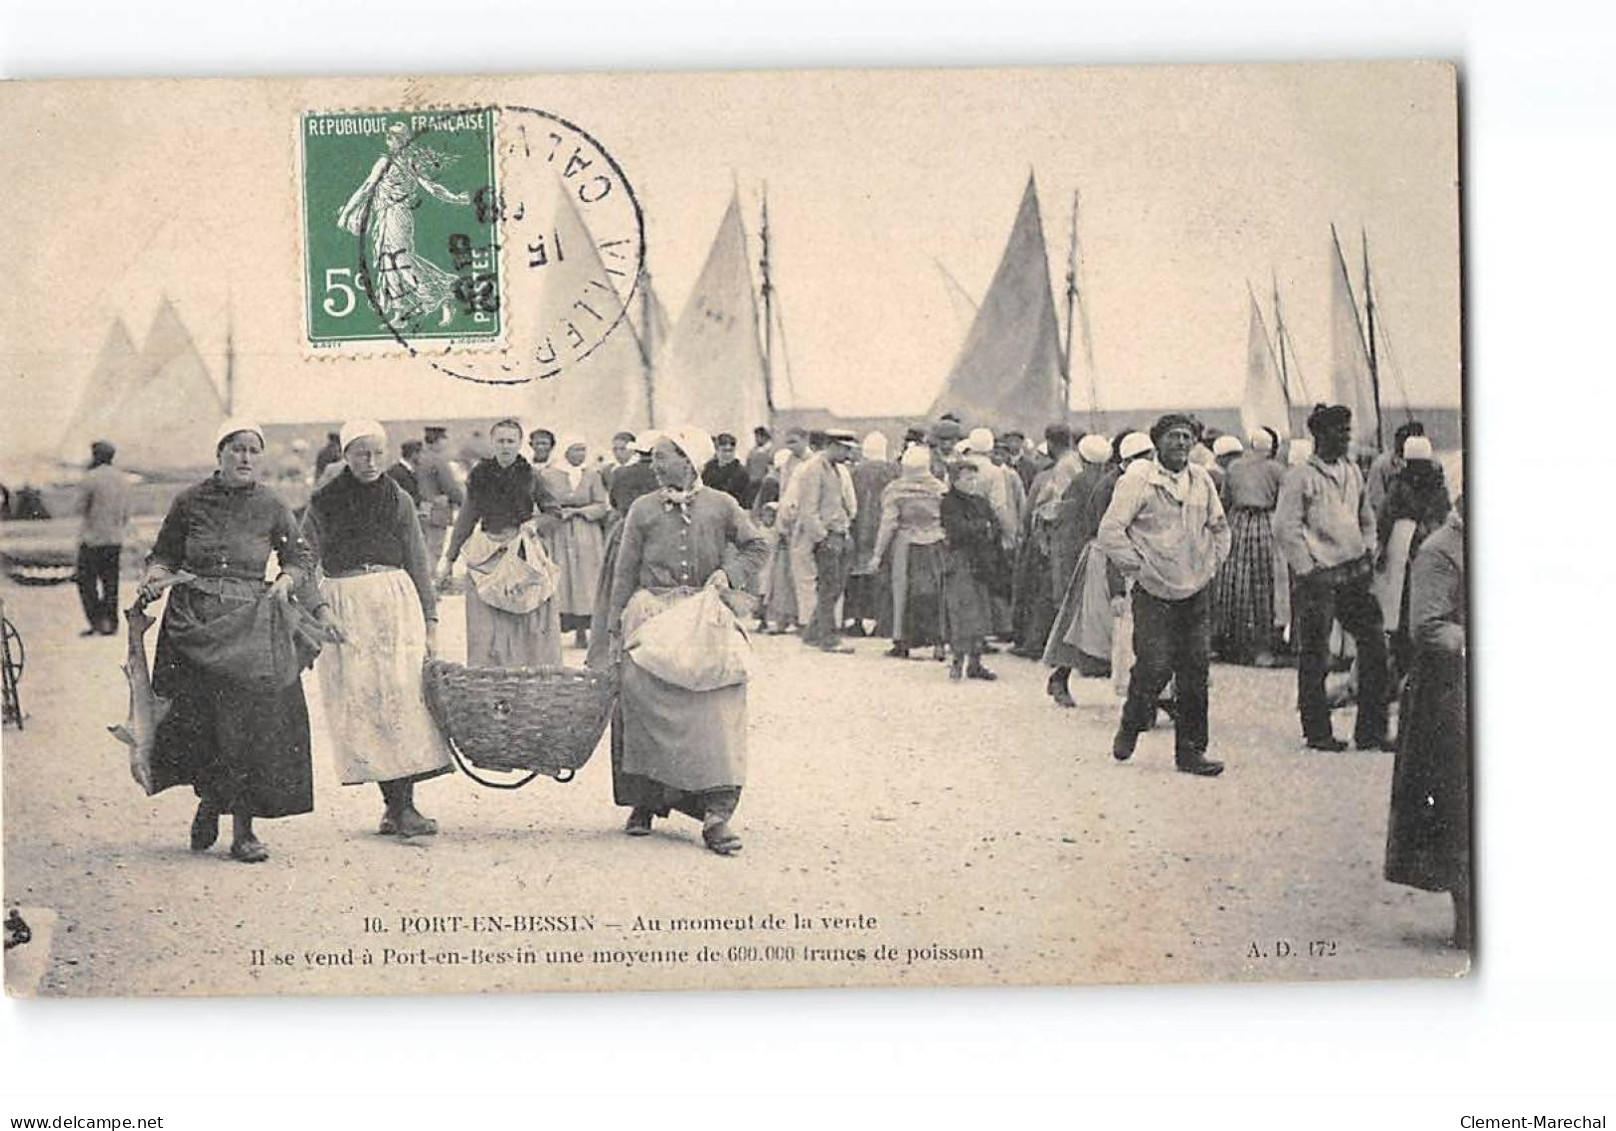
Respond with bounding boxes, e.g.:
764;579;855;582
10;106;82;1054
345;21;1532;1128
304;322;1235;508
444;735;543;791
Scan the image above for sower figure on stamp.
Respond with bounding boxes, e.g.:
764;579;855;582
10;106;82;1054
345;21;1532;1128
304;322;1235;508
1097;414;1231;777
1273;403;1392;752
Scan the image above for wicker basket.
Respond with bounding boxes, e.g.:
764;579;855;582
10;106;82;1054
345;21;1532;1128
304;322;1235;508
422;659;616;786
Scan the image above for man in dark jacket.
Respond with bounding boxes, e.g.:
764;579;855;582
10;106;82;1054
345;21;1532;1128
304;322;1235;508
702;433;753;504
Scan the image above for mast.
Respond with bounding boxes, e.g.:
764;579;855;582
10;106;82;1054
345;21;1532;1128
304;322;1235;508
1271;271;1293;418
1362;228;1383;450
758;184;777;415
223;303;236;415
638;263;657;427
1062;190;1078;416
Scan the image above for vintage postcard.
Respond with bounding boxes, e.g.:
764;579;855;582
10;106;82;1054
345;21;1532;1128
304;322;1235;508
0;63;1465;998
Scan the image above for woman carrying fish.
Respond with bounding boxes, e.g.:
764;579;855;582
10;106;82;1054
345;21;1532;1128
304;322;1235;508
300;420;454;839
440;418;564;667
135;419;321;864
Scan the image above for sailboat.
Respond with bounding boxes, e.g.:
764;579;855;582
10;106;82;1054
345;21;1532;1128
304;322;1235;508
652;191;773;441
525;186;653;440
55;300;226;475
1330;224;1416;453
929;174;1066;435
1241;279;1292;440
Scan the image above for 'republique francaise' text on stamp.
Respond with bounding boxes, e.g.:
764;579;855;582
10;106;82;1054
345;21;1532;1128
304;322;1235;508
300;108;501;349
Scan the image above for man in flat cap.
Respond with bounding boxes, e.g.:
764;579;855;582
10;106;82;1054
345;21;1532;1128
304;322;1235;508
75;439;130;635
1274;404;1391;751
1097;413;1231;776
795;429;859;652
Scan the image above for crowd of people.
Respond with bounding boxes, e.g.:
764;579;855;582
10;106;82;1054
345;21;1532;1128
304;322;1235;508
59;401;1467;945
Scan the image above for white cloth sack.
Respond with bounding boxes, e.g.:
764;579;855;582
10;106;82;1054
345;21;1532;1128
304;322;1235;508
625;587;752;692
463;523;558;615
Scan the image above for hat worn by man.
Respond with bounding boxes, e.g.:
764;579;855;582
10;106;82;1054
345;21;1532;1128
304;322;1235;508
1149;413;1197;444
931;419;963;443
825;428;858;446
1306;403;1352;434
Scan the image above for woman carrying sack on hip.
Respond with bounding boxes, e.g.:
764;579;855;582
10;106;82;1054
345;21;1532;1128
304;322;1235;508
439;418;564;669
606;428;768;855
300;420;453;839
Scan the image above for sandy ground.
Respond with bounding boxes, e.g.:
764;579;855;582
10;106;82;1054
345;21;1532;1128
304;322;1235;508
1;575;1467;998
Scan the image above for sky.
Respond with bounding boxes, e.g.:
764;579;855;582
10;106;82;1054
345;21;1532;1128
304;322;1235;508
0;63;1460;461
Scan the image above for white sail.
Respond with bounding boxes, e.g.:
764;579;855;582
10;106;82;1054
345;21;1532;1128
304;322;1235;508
55;319;142;465
526;185;653;445
1240;286;1289;439
110;299;227;472
1329;226;1380;450
928;175;1065;434
653;193;772;441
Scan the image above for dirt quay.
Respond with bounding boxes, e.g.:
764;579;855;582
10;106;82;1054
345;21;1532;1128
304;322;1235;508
1;577;1465;997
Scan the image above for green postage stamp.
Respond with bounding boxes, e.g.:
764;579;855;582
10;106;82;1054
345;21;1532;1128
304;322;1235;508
300;107;501;348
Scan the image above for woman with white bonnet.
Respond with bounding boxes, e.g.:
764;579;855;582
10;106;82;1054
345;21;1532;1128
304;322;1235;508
1376;433;1452;679
301;419;453;838
606;427;768;854
869;442;948;660
845;431;898;637
136;418;320;863
441;418;564;669
1209;428;1287;665
540;435;611;650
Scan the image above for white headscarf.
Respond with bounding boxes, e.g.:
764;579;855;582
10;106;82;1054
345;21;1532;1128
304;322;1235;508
665;426;715;474
1402;435;1434;462
772;447;793;471
861;432;889;461
214;417;265;452
558;435;588;489
1249;429;1276;454
964;427;995;456
1212;434;1243;457
1119;432;1154;461
900;445;933;475
1077;434;1112;464
339;418;387;453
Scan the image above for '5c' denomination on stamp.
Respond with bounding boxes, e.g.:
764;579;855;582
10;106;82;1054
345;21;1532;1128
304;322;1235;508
301;107;501;349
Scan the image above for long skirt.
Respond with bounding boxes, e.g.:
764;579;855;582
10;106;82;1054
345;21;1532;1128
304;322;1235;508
1011;537;1056;655
611;590;746;818
942;550;994;652
762;537;798;628
1385;646;1468;892
843;563;893;634
551;515;607;619
1210;507;1277;662
1043;542;1113;676
315;571;453;786
889;538;946;647
465;578;562;668
149;588;313;819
